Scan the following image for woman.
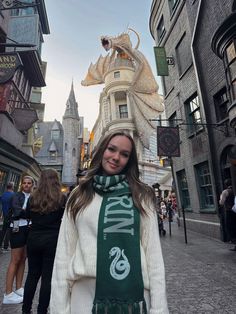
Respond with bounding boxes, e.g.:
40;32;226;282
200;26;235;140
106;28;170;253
51;131;169;314
22;169;66;314
3;176;34;305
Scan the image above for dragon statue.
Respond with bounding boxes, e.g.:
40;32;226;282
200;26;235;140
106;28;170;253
81;29;164;148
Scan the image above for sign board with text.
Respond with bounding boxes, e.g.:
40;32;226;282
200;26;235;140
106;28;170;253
153;46;169;76
0;52;22;84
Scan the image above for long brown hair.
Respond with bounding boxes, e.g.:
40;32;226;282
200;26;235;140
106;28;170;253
67;130;155;220
30;168;63;213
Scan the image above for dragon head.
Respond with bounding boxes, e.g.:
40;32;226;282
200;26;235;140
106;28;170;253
101;36;112;52
101;30;139;55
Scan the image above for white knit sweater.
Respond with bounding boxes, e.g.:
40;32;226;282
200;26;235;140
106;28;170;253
50;193;169;314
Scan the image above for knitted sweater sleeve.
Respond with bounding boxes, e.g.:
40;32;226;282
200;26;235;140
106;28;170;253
142;206;169;314
50;210;78;314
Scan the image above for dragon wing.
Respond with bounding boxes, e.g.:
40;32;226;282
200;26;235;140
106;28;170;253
128;91;164;149
81;54;111;86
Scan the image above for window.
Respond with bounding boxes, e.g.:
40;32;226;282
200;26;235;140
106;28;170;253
213;87;229;122
72;148;76;157
8;172;20;191
224;41;236;100
0;168;8;194
34;123;38;135
49;151;57;160
114;71;120;78
119;104;128;118
175;33;192;76
169;0;180;13
11;0;36;16
157;16;165;42
51;130;60;140
185;93;202;134
177;170;190;209
65;143;68;151
20;75;27;97
195;162;214;209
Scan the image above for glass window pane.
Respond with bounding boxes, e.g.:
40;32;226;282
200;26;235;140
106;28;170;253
177;169;190;208
226;42;236;64
196;162;214;208
229;61;236;81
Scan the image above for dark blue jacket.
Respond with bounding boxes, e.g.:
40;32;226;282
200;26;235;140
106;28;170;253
11;192;29;219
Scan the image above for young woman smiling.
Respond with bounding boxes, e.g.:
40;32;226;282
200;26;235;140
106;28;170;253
51;130;169;314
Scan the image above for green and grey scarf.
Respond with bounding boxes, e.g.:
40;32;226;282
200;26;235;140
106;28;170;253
92;174;147;314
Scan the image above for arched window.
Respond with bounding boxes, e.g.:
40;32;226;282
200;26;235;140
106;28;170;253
65;143;68;151
220;145;234;181
72;148;76;157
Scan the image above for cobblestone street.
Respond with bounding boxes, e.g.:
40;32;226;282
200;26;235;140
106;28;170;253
0;220;236;313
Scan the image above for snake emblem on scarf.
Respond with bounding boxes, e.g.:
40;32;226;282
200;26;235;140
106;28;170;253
109;247;130;280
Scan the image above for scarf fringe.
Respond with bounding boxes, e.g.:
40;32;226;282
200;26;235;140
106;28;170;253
92;300;147;314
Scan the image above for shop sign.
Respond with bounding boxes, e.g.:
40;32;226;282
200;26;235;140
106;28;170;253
11;108;38;131
0;52;22;84
157;126;180;157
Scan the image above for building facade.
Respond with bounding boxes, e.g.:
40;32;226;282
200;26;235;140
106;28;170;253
149;0;236;239
34;119;64;179
212;0;236;195
0;1;49;192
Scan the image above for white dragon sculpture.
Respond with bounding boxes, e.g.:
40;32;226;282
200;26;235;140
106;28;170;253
81;29;164;148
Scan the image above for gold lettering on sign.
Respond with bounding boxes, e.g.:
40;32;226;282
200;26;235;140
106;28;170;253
0;63;16;68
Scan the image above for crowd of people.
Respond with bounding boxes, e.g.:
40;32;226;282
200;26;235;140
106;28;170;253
0;130;169;314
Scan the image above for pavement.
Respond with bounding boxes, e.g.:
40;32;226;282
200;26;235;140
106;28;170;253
0;218;236;314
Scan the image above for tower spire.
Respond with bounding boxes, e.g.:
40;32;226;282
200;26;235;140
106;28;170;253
63;80;79;119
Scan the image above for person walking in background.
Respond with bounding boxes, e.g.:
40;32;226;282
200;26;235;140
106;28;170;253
22;169;66;314
0;182;14;253
51;130;169;314
3;176;34;305
219;178;236;251
160;200;167;218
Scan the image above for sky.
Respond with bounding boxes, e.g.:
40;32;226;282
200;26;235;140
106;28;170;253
41;0;162;130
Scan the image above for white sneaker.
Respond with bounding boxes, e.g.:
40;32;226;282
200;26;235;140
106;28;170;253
15;287;24;297
3;291;23;304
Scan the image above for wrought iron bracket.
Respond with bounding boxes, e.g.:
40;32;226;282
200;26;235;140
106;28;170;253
0;0;38;11
149;119;230;136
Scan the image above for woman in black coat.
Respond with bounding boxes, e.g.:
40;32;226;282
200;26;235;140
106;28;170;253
22;168;66;314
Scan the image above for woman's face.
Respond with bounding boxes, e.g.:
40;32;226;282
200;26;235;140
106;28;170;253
22;178;33;193
102;135;132;175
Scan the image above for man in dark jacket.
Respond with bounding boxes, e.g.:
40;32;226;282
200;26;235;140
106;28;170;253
219;178;236;251
0;182;14;252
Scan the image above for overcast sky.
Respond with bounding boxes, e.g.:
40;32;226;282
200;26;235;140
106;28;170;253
41;0;162;130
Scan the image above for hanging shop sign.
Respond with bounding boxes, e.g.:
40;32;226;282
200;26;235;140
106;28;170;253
0;52;22;84
157;126;180;157
11;107;38;131
153;46;169;76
